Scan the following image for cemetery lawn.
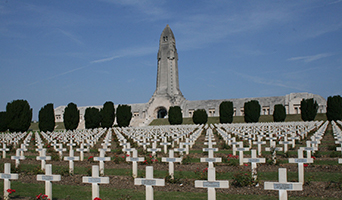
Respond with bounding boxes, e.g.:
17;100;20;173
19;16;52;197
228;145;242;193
2;120;342;200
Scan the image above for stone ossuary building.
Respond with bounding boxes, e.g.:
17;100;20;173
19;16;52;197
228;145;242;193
54;25;327;128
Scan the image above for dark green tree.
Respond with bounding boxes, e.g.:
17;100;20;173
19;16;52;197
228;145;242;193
6;99;32;132
244;100;261;123
300;98;318;121
219;101;234;123
273;104;286;122
0;111;7;132
38;103;55;132
85;107;101;129
63;102;79;130
326;95;342;121
192;109;208;124
101;101;115;128
168;106;183;125
116;104;132;127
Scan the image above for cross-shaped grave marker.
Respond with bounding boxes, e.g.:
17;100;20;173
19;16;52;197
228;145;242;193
36;148;51;171
37;164;61;200
253;136;266;156
11;149;25;168
147;142;161;157
243;149;265;181
76;143;88;161
94;149;110;176
264;168;303;200
55;143;66;160
265;141;283;165
201;140;221;168
0;163;18;200
174;142;186;157
288;149;313;184
160;137;171;154
126;149;144;178
0;143;9;159
82;165;110;200
123;143;135;157
134;166;165;200
162;150;182;179
18;144;27;157
299;141;317;159
63;149;79;174
234;142;250;166
195;167;229;200
279;136;293;153
66;139;76;151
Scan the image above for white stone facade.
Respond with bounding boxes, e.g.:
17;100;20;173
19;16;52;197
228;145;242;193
54;25;327;128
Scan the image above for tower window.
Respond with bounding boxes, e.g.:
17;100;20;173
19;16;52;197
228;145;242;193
163;36;168;42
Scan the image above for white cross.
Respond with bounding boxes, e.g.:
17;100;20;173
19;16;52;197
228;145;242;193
234;142;249;166
76;143;88;161
160;137;171;154
82;165;110;200
253;136;266;156
0;163;18;200
123;143;135;157
0;143;9;159
18;144;28;157
55;144;66;160
265;141;283;165
162;150;182;179
11;149;25;168
126;149;144;178
134;166;165;200
243;149;265;181
182;138;191;155
195;167;229;200
174;143;186;156
140;138;150;151
288;149;313;184
63;149;79;174
279;136;293;153
37;164;61;200
264;168;303;200
66;139;76;151
147;142;161;157
36;148;51;171
299;141;317;159
94;149;110;176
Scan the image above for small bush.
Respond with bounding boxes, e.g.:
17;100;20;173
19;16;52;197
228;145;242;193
232;172;256;187
181;155;192;165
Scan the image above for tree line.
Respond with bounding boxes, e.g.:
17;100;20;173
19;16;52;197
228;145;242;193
0;95;341;132
168;95;342;125
0;100;132;132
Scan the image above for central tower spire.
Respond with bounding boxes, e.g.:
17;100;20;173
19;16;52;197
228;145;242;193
153;25;184;104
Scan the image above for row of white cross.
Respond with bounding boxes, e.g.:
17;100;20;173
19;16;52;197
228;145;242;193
0;120;339;200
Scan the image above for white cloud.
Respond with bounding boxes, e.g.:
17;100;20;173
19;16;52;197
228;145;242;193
288;53;334;63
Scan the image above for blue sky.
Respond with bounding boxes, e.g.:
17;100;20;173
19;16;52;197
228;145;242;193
1;0;341;120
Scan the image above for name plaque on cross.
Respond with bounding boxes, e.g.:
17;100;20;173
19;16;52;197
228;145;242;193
129;158;140;162
203;148;218;151
0;174;11;179
142;179;157;186
295;158;307;163
274;183;293;190
165;158;176;162
95;157;107;161
203;181;220;188
248;158;260;163
88;177;101;183
41;175;53;181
